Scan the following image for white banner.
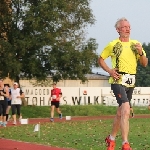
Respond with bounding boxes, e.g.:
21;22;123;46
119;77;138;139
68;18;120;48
22;87;150;106
23;87;50;106
60;87;80;105
79;87;101;105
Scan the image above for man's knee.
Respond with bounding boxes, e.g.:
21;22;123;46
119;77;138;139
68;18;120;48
56;108;59;112
121;102;130;116
51;105;55;111
116;106;121;118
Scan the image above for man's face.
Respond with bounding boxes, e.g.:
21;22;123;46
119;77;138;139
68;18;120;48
117;20;131;38
13;84;18;89
52;84;56;88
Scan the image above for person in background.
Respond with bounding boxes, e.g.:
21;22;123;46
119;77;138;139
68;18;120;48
129;100;134;118
49;83;62;122
0;80;9;127
10;82;25;125
4;84;11;122
98;17;148;150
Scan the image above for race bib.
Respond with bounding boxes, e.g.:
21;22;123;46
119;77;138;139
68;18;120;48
13;99;18;104
52;95;57;99
0;96;4;100
121;74;135;86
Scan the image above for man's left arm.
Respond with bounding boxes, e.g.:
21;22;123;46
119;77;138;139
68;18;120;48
19;90;25;98
59;90;62;98
139;53;148;67
3;86;9;98
135;43;148;67
57;89;62;100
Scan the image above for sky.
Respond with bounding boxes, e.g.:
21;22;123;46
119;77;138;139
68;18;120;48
87;0;150;74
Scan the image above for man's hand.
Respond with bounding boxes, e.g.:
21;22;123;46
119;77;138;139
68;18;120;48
108;68;120;80
134;43;143;55
0;91;4;95
49;97;51;101
56;97;60;100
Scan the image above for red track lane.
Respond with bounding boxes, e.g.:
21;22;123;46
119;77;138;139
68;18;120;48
0;138;72;150
1;115;150;150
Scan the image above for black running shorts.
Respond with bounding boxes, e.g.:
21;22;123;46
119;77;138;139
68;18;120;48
111;84;134;106
51;101;60;108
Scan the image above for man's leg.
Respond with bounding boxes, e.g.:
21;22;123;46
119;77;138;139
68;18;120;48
56;108;62;119
105;84;123;150
16;105;22;122
130;107;134;118
6;101;11;121
11;105;17;125
110;106;121;138
2;101;7;127
120;87;134;149
50;104;55;122
56;107;61;114
6;106;10;121
56;102;62;119
127;88;134;118
0;103;2;125
105;84;132;150
120;102;130;142
121;102;132;150
105;106;121;150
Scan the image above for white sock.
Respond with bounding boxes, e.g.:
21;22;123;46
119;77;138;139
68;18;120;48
122;141;128;145
109;135;115;141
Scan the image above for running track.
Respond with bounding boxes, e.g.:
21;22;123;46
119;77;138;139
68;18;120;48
1;115;150;150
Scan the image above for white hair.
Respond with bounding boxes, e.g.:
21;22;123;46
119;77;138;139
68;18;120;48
114;17;129;28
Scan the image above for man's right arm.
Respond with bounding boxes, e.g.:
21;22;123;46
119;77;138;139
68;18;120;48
98;43;112;75
98;57;111;74
49;90;52;101
98;56;120;80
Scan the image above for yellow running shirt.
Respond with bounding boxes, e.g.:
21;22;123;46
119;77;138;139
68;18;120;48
100;38;146;86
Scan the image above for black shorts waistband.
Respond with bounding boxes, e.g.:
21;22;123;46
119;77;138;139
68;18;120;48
117;72;136;75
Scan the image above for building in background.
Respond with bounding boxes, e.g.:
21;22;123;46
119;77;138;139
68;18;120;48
19;73;110;87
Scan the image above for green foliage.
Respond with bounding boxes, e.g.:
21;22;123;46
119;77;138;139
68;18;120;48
19;105;150;118
136;43;150;86
0;0;98;82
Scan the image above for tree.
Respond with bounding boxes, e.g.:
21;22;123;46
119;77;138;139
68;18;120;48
0;0;98;82
136;43;150;87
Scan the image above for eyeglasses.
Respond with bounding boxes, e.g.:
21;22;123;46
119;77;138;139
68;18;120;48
120;26;131;30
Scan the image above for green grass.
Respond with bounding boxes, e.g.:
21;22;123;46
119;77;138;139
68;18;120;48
20;105;150;118
1;105;150;149
1;118;150;150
